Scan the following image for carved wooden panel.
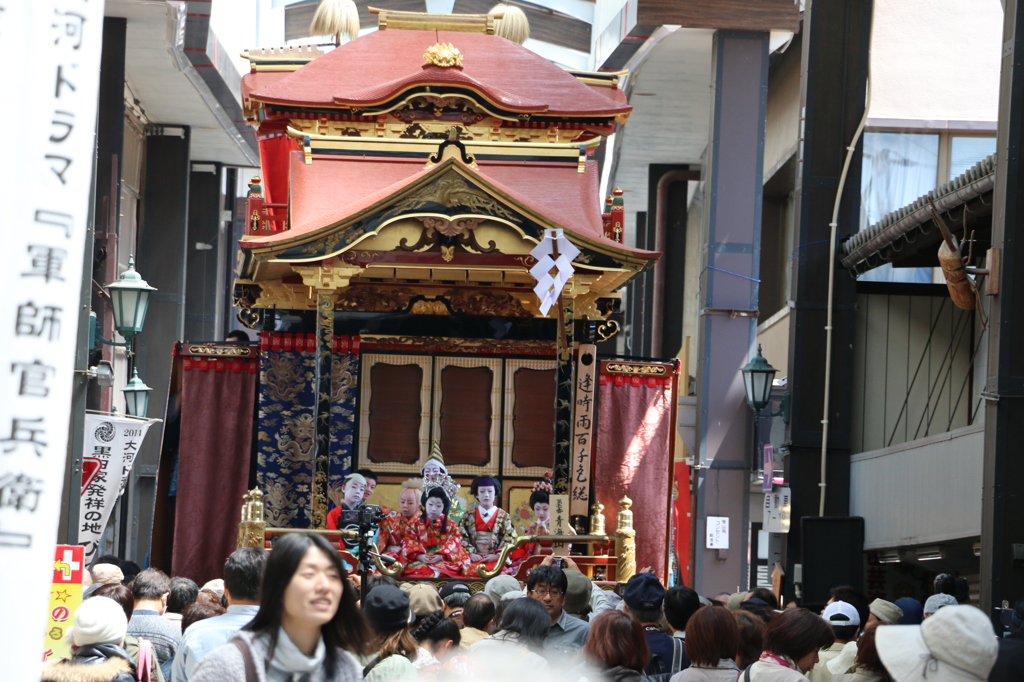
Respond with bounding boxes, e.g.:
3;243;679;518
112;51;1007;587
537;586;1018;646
439;366;493;466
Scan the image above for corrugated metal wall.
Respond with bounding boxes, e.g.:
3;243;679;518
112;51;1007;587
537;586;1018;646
851;291;975;453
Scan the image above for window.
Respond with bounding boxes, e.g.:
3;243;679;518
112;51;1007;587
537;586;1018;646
859;131;995;283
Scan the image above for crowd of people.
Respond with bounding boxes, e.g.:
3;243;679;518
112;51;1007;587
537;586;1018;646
40;458;1020;682
41;539;1024;682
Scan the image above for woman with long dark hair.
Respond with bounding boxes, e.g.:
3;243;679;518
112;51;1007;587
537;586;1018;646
191;533;369;682
468;597;550;674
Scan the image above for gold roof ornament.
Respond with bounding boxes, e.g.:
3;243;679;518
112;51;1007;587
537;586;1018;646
424;43;464;68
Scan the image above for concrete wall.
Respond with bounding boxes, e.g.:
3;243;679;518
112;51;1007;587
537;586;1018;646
851;423;983;549
764;39;802;178
869;0;1002;124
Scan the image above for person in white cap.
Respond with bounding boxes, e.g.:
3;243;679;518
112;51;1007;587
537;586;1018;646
923;594;958;618
808;601;861;682
41;596;136;682
867;598;903;626
875;604;998;682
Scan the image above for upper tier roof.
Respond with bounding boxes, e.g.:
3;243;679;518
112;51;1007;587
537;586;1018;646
246;29;632;119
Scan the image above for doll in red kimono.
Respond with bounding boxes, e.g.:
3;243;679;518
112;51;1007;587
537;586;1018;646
460;475;517;572
401;486;471;578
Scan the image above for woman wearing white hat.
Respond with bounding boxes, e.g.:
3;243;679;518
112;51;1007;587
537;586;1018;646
875;604;998;682
41;595;137;682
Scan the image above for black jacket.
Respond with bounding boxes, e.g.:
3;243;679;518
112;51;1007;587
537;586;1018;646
41;643;137;682
990;630;1024;682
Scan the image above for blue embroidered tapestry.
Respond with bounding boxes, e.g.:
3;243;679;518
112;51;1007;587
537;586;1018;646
257;333;359;528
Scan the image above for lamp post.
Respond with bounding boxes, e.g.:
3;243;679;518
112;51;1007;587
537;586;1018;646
741;345;778;412
122;368;152;418
91;255;156;350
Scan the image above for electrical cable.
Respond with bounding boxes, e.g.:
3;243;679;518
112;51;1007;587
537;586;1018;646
819;4;874;517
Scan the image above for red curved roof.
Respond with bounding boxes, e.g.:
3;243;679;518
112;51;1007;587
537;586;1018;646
242;151;657;264
247;30;631;118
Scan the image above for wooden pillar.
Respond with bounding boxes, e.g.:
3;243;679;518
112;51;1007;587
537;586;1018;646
310;291;334;529
554;294;575;494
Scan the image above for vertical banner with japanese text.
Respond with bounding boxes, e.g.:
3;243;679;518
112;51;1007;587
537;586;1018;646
80;415;154;560
43;545;85;663
0;0;106;676
570;344;596;517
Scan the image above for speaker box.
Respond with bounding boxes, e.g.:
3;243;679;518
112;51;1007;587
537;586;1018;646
801;517;865;603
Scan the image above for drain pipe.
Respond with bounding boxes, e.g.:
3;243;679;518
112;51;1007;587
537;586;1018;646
819;9;873;517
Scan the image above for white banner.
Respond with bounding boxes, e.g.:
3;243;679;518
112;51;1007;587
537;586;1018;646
0;0;106;675
80;415;155;561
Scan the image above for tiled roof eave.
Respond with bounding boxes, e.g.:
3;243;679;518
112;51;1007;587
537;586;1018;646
841;154;996;274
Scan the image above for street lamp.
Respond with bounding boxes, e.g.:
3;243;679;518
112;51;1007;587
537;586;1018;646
122;368;152;417
741;344;778;412
105;255;157;342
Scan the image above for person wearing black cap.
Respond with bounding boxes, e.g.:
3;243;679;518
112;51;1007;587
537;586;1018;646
362;585;418;682
623;572;689;679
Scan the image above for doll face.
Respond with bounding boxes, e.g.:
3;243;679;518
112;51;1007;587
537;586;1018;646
422;460;443;477
533;502;550;523
343;480;365;507
425;496;445;521
399;487;420;519
476;485;496;509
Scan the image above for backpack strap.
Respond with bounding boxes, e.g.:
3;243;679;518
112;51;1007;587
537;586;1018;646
232;639;259;682
362;655;383;678
136;637;153;682
670;637;685;672
744;664;753;682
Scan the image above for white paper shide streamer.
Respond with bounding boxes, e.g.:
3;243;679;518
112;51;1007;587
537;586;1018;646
529;229;580;315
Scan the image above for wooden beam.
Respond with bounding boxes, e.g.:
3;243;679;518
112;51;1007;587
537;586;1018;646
637;0;800;33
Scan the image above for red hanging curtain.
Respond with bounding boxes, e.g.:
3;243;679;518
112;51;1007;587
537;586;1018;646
594;363;676;582
171;352;257;582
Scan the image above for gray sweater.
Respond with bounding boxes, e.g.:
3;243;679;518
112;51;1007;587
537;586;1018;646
190;630;362;682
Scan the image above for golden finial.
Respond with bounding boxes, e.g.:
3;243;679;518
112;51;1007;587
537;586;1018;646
424;43;464;68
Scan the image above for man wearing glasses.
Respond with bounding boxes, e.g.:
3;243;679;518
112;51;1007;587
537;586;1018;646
526;563;590;654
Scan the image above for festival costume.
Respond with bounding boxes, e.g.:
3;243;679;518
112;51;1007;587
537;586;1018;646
460;505;517;570
401;516;472;578
378;510;417;557
325;503;362;552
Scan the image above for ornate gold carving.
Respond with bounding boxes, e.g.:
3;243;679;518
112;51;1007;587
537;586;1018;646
596;319;620;342
590;502;606;536
360;335;555;355
424;43;464;68
390;171;521;224
292;264;361;291
441;245;455;262
335;286;416;312
444;288;531;318
237;308;263;329
237;489;267;549
424;216;481;237
615;496;636;582
512;255;537;267
311;462;328;529
604;362;666;375
574;293;604;321
253;281;310;310
188;345;253;357
410;299;450;315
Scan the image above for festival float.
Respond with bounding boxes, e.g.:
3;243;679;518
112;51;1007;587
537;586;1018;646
152;3;684;590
